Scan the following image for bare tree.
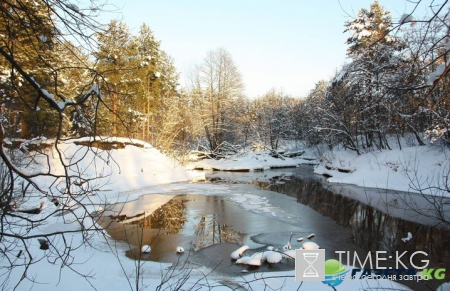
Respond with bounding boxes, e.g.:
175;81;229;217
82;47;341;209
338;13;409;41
187;48;245;153
382;1;450;146
0;1;120;289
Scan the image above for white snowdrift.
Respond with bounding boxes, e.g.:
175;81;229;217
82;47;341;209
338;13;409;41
4;137;209;291
2;138;415;291
25;137;199;198
187;151;298;171
314;143;449;196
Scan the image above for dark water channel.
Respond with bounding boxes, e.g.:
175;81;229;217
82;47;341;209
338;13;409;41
208;167;450;290
261;167;450;271
97;165;450;290
97;193;300;275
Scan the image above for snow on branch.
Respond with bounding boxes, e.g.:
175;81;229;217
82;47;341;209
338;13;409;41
399;13;416;25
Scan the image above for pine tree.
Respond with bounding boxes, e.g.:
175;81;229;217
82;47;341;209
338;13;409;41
134;23;165;141
344;1;400;60
0;1;114;287
94;20;140;136
0;1;95;138
0;0;66;138
343;1;404;149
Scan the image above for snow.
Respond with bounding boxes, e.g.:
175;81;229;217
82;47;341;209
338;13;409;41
266;251;283;263
358;29;372;38
187;151;299;171
313;141;449;196
334;68;347;83
231;245;249;259
401;232;413;242
436;64;446;75
301;241;320;250
141;245;151;253
4;137;206;290
399;14;416;25
41;88;76;109
86;83;101;98
427;64;448;86
236;255;262;266
238;250;284;265
229;193;282;216
2;138;426;290
27;137;199;197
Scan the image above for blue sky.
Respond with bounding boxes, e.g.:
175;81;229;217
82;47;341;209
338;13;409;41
101;0;429;98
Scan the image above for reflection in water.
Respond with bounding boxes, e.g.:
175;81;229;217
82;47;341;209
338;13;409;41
97;195;247;262
193;214;245;251
96;167;450;285
264;176;450;273
126;198;187;234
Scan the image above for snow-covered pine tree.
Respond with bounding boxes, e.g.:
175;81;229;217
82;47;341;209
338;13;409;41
342;1;405;150
134;23;163;141
94;20;141;137
0;1;112;289
0;0;90;138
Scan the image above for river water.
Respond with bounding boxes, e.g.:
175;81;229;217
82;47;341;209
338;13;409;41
97;165;450;290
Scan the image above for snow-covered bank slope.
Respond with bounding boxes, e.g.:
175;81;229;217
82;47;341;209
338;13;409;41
3;137;204;290
25;137;199;197
3;138;417;291
187;151;299;171
314;143;449;196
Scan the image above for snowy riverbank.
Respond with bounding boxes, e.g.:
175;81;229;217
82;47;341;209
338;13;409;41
186;137;449;197
186;150;301;171
4;137;202;290
312;140;449;197
4;138;447;290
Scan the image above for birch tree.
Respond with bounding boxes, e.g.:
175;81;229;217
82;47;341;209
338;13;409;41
193;48;244;152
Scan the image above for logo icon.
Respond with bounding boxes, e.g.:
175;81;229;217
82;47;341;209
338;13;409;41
322;259;348;287
295;249;325;281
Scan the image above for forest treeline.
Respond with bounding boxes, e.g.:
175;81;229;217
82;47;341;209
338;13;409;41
2;2;448;287
1;1;449;158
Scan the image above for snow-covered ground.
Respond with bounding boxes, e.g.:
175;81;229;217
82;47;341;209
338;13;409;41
2;137;202;290
312;139;449;196
3;137;447;290
187;151;300;171
186;136;449;197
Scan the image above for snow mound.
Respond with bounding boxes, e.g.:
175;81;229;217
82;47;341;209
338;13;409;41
314;142;449;196
187;151;298;171
399;13;416;25
26;137;197;196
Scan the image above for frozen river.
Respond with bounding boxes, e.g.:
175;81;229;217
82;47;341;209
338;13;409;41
97;165;450;290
